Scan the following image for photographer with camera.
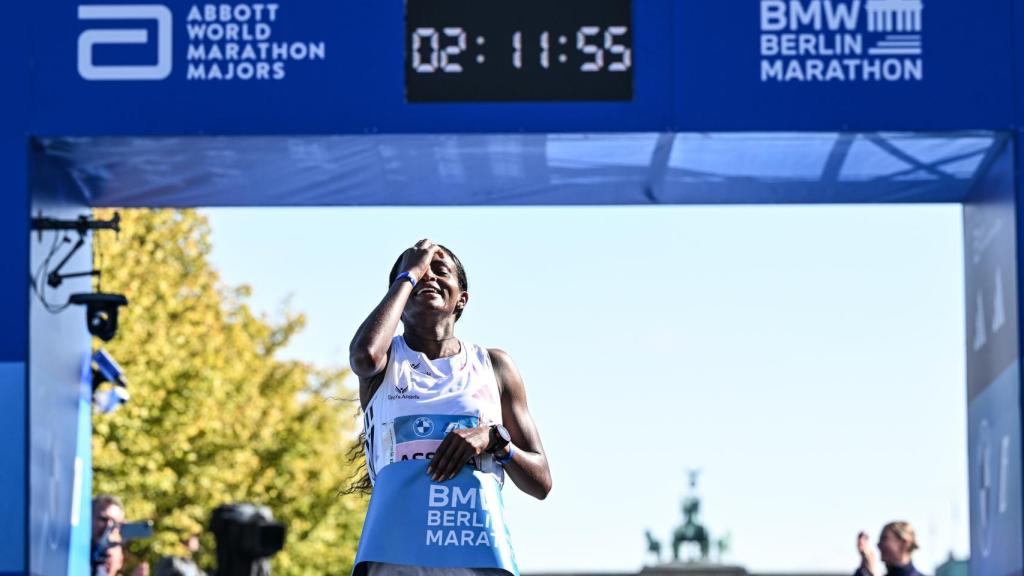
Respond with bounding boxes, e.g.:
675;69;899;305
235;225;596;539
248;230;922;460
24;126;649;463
209;503;285;576
91;494;150;576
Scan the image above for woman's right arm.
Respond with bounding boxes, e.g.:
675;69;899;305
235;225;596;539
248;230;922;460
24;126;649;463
350;240;438;406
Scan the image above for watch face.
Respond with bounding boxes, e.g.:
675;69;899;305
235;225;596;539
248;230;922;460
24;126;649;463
490;424;511;452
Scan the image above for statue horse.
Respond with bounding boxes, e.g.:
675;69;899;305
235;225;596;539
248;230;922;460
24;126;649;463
673;521;710;561
645;530;662;563
672;497;710;561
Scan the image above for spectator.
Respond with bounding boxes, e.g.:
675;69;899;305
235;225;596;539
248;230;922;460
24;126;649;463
91;494;149;576
855;521;925;576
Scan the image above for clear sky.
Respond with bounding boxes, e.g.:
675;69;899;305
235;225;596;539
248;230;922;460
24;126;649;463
205;204;969;574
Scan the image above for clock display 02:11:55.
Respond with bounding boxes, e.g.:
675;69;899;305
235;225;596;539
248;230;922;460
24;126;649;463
404;0;633;102
410;27;631;74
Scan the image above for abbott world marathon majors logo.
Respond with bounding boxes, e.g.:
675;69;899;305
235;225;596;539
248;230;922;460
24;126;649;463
77;3;327;81
760;0;923;82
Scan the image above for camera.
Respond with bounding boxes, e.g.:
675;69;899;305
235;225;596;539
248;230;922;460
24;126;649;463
91;350;130;413
210;503;286;576
119;520;154;542
69;293;128;341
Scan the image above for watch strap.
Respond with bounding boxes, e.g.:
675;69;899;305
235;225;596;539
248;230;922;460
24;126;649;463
495;444;515;466
394;271;416;288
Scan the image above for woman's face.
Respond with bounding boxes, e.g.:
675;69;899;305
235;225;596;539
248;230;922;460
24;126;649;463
404;250;466;323
878;528;909;565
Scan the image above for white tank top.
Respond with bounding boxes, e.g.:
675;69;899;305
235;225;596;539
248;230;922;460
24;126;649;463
362;335;505;485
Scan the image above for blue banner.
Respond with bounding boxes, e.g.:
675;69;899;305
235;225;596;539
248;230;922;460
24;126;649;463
354;461;518;576
14;0;1018;135
0;362;26;574
964;138;1022;576
968;361;1024;576
67;354;94;576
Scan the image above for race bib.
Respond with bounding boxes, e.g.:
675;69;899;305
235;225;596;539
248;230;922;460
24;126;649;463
390;414;480;465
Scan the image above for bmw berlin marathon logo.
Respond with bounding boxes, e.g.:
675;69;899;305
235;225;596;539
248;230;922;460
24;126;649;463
414;417;435;438
77;3;328;81
760;0;924;82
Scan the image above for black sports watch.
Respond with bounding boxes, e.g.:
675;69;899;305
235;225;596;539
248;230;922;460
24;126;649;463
487;424;511;454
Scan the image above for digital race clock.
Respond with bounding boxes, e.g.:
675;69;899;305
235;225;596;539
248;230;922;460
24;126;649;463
405;0;633;102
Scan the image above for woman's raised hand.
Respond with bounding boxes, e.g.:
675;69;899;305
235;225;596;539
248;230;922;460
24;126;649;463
399;239;440;281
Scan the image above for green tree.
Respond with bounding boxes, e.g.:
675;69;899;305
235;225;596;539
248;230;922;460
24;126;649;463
91;208;367;574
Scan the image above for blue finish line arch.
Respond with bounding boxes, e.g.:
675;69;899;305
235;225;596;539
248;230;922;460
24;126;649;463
3;1;1024;574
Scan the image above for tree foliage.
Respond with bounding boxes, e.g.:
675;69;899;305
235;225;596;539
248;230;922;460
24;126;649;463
91;208;366;574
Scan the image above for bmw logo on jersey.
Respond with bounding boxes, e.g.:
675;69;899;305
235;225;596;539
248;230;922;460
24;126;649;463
413;416;435;437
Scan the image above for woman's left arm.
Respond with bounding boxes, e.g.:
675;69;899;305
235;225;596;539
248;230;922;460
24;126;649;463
490;348;552;500
425;348;552;498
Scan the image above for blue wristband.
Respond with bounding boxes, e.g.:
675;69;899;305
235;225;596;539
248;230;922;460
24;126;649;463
495;444;514;466
394;271;416;288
